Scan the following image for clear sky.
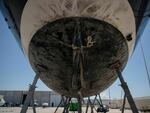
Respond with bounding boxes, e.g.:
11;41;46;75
0;11;150;99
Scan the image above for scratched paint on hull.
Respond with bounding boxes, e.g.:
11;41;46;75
29;17;128;97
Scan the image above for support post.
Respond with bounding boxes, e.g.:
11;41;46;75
121;94;126;113
63;97;71;113
54;96;63;113
77;97;82;113
90;98;94;113
85;97;90;113
31;96;36;113
88;95;97;113
20;74;40;113
116;69;139;113
98;94;103;105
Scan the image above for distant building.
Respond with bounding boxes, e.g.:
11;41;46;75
0;90;150;111
0;90;62;107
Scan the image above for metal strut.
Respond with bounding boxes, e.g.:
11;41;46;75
121;94;126;113
20;74;40;113
54;96;64;113
116;69;139;113
63;97;71;113
96;94;107;113
86;96;97;113
77;97;82;113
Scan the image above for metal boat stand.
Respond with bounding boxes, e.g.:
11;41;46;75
109;60;139;113
116;69;139;113
85;95;98;113
54;96;64;113
54;96;72;113
121;94;126;113
97;94;107;113
20;74;40;113
63;97;71;113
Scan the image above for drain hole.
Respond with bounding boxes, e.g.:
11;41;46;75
126;33;132;41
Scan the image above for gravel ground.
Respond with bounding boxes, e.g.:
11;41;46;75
0;107;136;113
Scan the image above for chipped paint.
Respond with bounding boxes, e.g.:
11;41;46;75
29;17;128;97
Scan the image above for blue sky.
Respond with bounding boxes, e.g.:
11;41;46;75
0;11;150;99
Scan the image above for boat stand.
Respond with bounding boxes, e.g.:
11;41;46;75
85;95;100;113
54;96;72;113
116;69;139;113
121;94;126;113
63;97;71;113
109;60;139;113
20;74;40;113
54;96;64;113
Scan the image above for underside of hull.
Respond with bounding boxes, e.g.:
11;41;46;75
29;17;128;97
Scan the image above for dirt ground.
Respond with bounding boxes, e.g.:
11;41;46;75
0;107;139;113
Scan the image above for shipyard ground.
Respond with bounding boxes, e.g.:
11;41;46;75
0;107;145;113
